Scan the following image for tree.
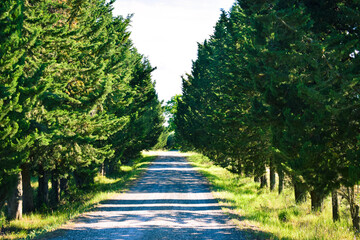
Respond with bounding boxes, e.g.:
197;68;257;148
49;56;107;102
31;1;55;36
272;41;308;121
0;0;56;219
176;0;360;227
1;0;165;219
176;6;271;182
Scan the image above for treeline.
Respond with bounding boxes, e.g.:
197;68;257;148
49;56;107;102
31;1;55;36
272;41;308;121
154;94;186;150
175;0;360;230
0;0;163;220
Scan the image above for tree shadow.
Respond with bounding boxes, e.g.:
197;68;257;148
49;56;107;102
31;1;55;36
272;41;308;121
41;154;289;240
43;226;253;240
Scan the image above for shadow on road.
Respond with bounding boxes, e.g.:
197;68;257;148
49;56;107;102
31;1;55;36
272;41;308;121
102;199;219;205
49;226;245;240
44;153;284;240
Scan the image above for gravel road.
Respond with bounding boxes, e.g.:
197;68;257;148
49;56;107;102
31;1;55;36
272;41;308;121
47;152;245;240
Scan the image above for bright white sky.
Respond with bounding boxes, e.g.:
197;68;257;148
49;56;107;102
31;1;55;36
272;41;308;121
113;0;235;102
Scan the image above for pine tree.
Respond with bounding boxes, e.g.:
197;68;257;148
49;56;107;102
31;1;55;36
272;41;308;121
298;0;360;220
107;54;164;169
177;5;271;181
0;0;54;219
34;0;131;192
1;0;165;220
0;0;25;211
176;0;360;227
240;0;360;215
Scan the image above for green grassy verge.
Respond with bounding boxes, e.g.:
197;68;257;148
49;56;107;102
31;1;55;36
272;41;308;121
0;154;155;240
187;153;358;240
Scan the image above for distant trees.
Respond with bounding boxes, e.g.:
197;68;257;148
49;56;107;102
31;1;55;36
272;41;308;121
0;0;163;220
175;0;360;229
151;94;186;151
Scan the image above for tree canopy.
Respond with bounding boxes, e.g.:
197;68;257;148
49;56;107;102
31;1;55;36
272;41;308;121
175;0;360;229
0;0;164;219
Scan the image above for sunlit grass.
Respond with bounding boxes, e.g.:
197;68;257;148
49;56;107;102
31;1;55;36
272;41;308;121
0;154;155;240
187;153;358;240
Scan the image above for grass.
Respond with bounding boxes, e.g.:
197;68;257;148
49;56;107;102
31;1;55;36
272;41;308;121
0;153;155;240
187;153;359;240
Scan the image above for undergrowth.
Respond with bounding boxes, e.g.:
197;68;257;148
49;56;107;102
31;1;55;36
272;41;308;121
0;154;155;240
187;153;358;240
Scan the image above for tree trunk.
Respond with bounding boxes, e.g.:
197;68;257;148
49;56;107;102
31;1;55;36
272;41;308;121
352;205;360;231
332;190;340;222
310;190;324;212
294;180;307;203
51;173;60;205
73;170;86;188
104;159;110;177
260;175;268;189
7;172;23;220
60;177;69;197
235;158;242;175
100;163;105;176
278;169;284;194
348;186;360;231
37;166;49;207
21;164;34;213
269;159;275;191
106;160;116;176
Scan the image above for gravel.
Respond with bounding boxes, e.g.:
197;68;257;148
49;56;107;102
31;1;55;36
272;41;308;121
46;152;245;240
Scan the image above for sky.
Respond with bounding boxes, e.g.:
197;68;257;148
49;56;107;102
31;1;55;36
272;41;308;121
112;0;236;102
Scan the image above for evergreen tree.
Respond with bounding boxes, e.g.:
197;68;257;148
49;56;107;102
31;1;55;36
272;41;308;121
177;5;270;180
0;0;25;210
1;0;165;219
106;54;164;170
0;0;56;219
177;0;360;225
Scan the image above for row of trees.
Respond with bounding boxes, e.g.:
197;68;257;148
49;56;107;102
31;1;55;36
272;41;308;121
175;0;360;229
0;0;163;220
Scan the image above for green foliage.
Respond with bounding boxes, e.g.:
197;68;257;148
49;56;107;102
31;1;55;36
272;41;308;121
152;130;170;150
176;0;360;230
0;154;155;239
0;0;164;219
0;0;50;206
108;55;164;166
164;94;181;132
188;153;357;240
162;94;190;150
176;5;268;176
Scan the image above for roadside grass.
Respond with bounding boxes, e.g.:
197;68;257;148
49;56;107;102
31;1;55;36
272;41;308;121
187;153;358;240
0;153;155;240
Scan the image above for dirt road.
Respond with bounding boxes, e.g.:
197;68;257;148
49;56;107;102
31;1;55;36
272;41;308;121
47;152;245;240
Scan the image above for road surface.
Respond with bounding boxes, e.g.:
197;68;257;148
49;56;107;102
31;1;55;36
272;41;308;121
47;152;245;240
